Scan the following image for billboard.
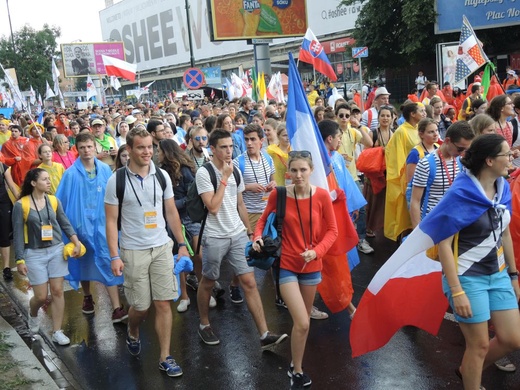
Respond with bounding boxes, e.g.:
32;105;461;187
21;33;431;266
435;0;520;34
207;0;307;41
99;0;362;70
61;42;126;78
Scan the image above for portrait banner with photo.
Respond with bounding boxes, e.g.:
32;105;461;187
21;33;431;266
61;42;126;78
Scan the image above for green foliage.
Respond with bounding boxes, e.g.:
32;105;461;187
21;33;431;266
0;24;61;96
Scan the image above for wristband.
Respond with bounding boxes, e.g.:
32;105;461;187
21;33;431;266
220;180;227;187
110;256;120;261
510;274;519;281
508;271;519;277
452;291;466;298
16;259;25;265
178;243;187;248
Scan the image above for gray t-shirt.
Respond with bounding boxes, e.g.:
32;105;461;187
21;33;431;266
196;161;246;238
104;164;174;250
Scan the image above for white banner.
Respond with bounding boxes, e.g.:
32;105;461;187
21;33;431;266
99;0;362;71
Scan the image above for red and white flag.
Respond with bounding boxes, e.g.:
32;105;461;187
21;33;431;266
299;29;337;82
210;89;215;100
86;75;97;101
102;55;137;82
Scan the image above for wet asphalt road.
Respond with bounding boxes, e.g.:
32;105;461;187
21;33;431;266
2;233;520;390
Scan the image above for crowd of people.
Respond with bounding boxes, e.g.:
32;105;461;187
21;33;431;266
0;71;520;388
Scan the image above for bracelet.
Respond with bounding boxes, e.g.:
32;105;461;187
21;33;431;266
452;291;466;298
220;180;227;187
510;275;519;281
110;255;120;260
178;243;187;247
508;271;519;277
449;284;461;289
16;259;25;265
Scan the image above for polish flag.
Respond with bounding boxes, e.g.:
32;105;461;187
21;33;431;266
350;171;512;357
102;55;137;82
299;29;337;82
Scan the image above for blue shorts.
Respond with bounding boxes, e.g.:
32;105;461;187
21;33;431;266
25;243;67;286
279;268;321;286
442;269;518;324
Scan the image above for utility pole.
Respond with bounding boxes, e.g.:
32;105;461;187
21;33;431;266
184;0;195;68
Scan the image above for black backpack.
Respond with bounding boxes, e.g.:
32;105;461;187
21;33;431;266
115;163;167;231
184;162;241;253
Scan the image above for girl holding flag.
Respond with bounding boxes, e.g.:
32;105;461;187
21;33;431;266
438;134;520;390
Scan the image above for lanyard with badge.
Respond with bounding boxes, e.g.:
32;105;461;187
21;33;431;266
31;194;53;241
126;170;158;229
248;153;270;201
488;206;505;271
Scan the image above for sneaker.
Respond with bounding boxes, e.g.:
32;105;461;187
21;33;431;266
186;274;199;291
177;298;190;313
3;267;13;281
260;332;288;350
291;373;306;390
126;334;141;356
495;357;516;372
198;326;220;345
51;330;70;346
28;315;39;333
82;295;95;314
112;305;128;323
357;239;375;254
275;297;287;309
159;356;183;377
287;364;312;387
209;296;217;308
213;281;225;299
230;285;243;304
310;306;329;320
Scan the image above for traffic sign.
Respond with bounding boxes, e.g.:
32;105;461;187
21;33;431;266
352;47;369;58
183;68;206;90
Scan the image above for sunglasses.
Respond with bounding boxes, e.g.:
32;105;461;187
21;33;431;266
194;136;208;141
289;150;312;160
338;113;350;119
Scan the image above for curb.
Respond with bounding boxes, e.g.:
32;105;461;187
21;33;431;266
0;315;59;390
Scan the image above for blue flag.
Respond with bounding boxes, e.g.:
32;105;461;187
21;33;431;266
286;52;331;190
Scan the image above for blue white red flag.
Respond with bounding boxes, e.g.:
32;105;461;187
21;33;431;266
299;29;337;82
350;171;511;357
286;52;331;190
454;15;489;84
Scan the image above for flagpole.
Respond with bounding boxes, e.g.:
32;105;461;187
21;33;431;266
488;62;506;94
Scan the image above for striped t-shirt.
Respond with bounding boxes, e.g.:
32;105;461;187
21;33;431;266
412;150;460;215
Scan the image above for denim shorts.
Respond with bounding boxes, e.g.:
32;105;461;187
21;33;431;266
25;243;67;285
442;269;518;324
279;268;322;286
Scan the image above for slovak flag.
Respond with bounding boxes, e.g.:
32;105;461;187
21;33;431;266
102;55;137;82
350;171;512;357
299;28;337;82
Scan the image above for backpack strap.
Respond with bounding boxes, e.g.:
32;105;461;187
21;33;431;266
273;186;286;303
237;154;245;175
22;195;58;244
195;163;218;255
115;167;126;231
154;163;167;193
421;153;437;221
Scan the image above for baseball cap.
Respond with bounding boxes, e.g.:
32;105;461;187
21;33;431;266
374;87;390;99
507;70;516;76
91;119;104;126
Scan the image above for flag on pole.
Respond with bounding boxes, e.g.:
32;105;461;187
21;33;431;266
258;72;267;105
86;75;97;100
267;72;285;103
299;29;337;82
109;76;121;91
0;64;25;109
210;89;216;100
102;55;137;82
250;67;259;102
454;15;489;84
45;80;56;99
51;58;60;80
286;52;330;190
29;85;36;104
350;171;511;357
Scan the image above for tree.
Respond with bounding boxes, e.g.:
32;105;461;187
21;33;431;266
0;24;61;96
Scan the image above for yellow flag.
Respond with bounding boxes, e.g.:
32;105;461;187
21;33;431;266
258;72;267;104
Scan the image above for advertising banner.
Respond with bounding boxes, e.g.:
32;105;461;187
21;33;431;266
201;66;222;85
61;42;126;78
436;0;520;34
208;0;308;40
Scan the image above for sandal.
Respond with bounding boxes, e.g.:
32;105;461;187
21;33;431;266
455;368;486;390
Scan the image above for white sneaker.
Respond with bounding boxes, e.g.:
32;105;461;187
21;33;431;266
209;296;217;308
176;298;190;313
310;306;329;320
28;315;39;333
52;330;70;346
357;239;375;254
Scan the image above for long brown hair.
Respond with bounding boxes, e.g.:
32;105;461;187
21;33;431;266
158;139;195;186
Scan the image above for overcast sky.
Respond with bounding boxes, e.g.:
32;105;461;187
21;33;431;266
1;0;106;45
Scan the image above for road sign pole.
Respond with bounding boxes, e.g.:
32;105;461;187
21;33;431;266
359;57;364;113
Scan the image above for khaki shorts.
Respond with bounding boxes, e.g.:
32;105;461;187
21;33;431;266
120;240;176;311
248;213;262;233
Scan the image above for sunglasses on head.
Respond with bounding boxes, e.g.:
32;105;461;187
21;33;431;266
194;136;208;141
289;150;312;160
338;113;350;119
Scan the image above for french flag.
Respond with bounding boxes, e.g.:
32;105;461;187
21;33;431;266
102;55;137;82
299;29;337;82
351;171;512;357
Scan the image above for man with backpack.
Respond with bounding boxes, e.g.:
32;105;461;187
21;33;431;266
194;128;288;349
105;127;189;378
410;121;475;227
